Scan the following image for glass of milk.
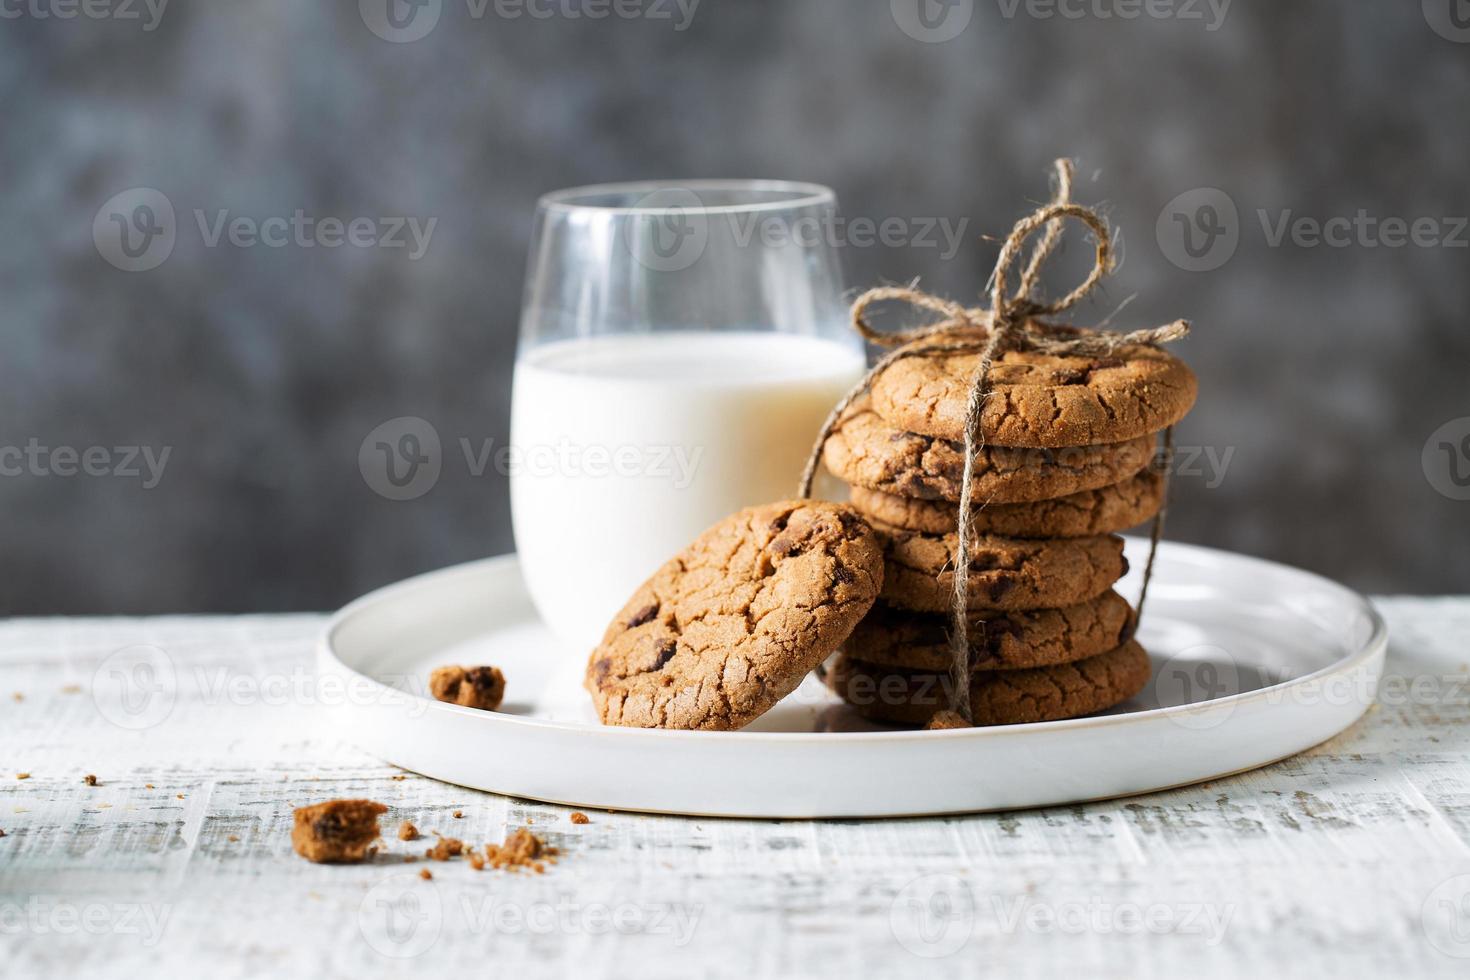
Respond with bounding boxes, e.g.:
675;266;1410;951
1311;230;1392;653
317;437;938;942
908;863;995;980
511;180;865;652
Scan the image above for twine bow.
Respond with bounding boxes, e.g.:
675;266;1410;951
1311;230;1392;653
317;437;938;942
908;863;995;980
799;159;1189;725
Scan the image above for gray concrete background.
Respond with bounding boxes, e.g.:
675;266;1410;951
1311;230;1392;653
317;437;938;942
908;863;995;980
2;0;1466;614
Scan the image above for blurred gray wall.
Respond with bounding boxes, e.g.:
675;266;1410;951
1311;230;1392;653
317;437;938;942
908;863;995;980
2;0;1466;613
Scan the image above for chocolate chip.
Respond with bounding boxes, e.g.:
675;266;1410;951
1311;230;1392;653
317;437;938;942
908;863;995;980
986;576;1018;603
650;639;678;671
625;603;660;628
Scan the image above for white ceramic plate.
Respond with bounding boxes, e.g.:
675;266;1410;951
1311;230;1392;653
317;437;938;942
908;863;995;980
318;539;1386;818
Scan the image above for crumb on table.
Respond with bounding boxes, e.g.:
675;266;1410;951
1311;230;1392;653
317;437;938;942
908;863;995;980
425;835;464;861
291;799;388;864
83;774;99;786
570;812;590;825
398;821;419;842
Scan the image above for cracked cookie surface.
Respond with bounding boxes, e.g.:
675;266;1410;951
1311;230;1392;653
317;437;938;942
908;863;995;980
870;341;1196;448
875;522;1126;612
828;639;1151;726
824;399;1153;504
845;590;1132;672
585;500;884;731
849;470;1164;537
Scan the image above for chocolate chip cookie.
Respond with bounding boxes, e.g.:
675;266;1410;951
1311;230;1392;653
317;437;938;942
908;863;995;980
823;399;1154;504
870;342;1196;448
876;523;1126;612
585;501;884;731
848;470;1164;538
828;639;1151;726
845;590;1132;672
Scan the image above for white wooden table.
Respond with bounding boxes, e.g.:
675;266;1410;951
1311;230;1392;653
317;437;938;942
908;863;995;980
2;597;1468;978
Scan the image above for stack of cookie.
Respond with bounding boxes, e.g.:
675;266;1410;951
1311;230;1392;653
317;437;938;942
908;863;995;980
822;343;1197;726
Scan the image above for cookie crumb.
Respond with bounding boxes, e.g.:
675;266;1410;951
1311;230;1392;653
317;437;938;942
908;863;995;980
391;775;407;781
11;693;22;702
429;666;506;712
227;834;240;843
452;810;463;819
468;852;486;871
925;710;970;730
61;684;81;695
145;783;155;790
419;868;432;880
83;774;99;786
176;793;185;799
569;812;590;825
16;773;29;780
291;799;388;864
0;829;7;837
482;828;549;872
398;821;419;841
426;835;464;861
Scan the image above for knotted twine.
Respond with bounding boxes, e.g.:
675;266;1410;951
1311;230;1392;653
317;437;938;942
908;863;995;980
798;159;1189;725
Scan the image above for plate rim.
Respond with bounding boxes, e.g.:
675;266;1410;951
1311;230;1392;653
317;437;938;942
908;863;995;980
320;537;1388;743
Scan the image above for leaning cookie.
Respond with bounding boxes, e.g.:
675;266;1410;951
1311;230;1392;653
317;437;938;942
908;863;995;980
870;335;1197;448
848;469;1163;538
846;591;1133;673
827;639;1151;726
585;501;884;731
875;522;1127;612
824;398;1153;504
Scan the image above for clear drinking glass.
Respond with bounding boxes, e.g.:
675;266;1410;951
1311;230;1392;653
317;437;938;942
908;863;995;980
511;180;863;652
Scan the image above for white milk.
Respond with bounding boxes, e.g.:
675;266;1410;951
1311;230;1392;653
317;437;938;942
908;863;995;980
510;331;866;653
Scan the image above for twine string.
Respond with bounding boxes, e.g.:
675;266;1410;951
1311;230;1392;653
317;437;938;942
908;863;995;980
799;159;1189;724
